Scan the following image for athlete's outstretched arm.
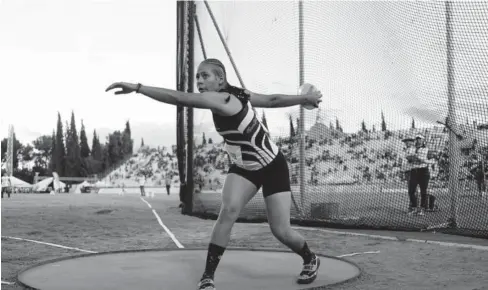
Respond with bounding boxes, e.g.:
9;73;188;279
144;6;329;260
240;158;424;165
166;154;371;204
248;91;322;108
105;82;228;110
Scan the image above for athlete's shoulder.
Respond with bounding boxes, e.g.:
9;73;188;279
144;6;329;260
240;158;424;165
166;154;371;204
220;85;250;103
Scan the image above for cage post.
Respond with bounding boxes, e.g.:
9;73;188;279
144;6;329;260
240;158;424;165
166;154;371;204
176;0;186;209
446;1;460;228
298;0;306;213
185;1;196;214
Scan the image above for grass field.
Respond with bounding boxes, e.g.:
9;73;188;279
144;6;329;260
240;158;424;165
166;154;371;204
2;192;488;290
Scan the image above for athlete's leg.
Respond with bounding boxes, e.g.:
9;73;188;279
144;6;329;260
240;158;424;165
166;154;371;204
265;192;319;284
265;191;309;253
211;173;258;246
198;172;258;289
262;152;320;285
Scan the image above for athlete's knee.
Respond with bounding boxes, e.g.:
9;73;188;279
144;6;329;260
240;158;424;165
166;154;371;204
218;204;241;223
270;223;293;241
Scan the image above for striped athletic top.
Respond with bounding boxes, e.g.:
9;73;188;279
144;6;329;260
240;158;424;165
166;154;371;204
213;85;279;171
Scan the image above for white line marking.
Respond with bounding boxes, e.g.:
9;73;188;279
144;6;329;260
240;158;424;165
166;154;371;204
337;250;381;258
139;196;152;208
152;209;184;249
139;197;184;249
1;281;15;285
1;236;98;253
252;224;488;251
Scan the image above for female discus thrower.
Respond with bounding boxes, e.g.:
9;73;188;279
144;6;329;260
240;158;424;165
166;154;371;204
106;58;322;290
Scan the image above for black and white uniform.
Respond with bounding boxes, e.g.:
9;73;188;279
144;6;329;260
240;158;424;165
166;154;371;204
213;85;291;197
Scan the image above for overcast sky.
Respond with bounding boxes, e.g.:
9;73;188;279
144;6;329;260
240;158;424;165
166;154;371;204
1;0;486;149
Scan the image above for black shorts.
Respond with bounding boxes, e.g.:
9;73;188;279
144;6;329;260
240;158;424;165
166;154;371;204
228;151;291;198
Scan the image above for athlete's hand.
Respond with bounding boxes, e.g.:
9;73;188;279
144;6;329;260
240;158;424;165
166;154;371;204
304;89;323;109
105;82;138;95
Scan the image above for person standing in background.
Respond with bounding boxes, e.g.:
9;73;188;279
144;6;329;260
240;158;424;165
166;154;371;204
401;137;415;214
406;135;431;216
139;174;146;197
470;142;487;198
2;173;11;199
165;172;172;196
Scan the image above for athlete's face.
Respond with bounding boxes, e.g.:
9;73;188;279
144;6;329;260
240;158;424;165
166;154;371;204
196;63;225;93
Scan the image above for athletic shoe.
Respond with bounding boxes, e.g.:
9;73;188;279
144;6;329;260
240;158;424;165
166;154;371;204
197;277;215;290
407;207;417;215
297;254;320;284
416;208;425;216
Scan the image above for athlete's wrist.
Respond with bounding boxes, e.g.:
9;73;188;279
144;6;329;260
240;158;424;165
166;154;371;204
135;83;142;93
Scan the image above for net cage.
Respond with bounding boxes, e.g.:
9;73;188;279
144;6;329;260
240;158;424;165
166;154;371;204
176;0;488;238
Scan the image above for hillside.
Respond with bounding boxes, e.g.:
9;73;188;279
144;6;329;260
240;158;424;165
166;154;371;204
99;123;485;191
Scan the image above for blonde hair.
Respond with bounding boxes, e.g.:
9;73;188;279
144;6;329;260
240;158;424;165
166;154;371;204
200;58;227;82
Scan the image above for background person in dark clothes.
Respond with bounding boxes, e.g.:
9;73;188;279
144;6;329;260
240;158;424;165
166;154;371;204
405;135;431;216
469;145;487;198
401;136;415;212
165;172;172;195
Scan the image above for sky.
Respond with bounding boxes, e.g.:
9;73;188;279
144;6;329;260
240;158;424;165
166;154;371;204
0;0;178;149
1;0;487;150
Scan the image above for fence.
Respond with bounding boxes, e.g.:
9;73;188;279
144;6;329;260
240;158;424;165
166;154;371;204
176;1;488;238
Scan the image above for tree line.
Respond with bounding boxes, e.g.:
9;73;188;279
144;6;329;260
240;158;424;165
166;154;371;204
1;111;133;183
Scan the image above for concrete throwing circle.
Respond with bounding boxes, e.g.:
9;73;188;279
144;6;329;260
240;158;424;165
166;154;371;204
18;248;361;290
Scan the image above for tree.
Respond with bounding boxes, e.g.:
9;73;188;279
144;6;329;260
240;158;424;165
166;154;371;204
2;132;24;170
50;130;56;172
54;113;66;176
361;120;367;132
79;120;90;158
1;133;24;172
107;131;124;165
12;132;23;170
208;138;213;144
1;138;6;163
289;115;295;139
141;138;145;147
122;120;133;155
411;118;416;129
101;144;110;171
33;135;53;160
381;110;387;132
202;133;207;145
296;118;300;135
335;118;341;131
21;143;34;162
91;130;102;161
65;111;82;177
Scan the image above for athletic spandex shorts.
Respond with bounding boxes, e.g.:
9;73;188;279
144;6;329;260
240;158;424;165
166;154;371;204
228;151;291;198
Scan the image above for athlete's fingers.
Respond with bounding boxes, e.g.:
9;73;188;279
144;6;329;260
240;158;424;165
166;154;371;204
105;82;121;92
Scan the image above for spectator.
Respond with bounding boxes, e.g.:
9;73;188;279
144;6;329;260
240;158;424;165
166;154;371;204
139;174;146;197
401;136;415;212
406;135;431;215
1;173;11;199
470;149;487;197
165;173;172;195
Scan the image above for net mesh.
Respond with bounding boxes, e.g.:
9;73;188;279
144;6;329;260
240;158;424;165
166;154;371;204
184;1;488;238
